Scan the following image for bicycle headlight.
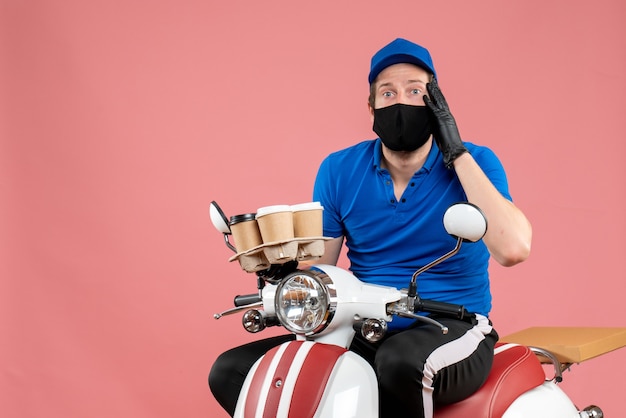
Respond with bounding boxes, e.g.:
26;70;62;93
275;270;335;336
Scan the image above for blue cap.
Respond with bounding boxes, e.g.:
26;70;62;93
368;38;436;84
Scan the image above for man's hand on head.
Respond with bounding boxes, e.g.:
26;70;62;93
424;79;468;169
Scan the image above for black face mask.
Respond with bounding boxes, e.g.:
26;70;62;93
373;104;433;152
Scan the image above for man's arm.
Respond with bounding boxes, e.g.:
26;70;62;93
299;236;344;268
425;79;531;267
453;153;532;266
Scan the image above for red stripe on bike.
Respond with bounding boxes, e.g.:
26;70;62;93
244;342;301;418
243;343;275;418
262;341;304;418
288;343;348;418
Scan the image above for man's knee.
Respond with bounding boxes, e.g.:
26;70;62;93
376;341;424;389
208;353;228;393
208;351;244;415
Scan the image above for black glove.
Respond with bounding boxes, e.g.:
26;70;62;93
424;78;468;169
257;259;298;283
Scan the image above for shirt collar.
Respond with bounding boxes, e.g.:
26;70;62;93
373;138;440;173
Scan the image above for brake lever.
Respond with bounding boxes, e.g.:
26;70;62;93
387;304;449;334
214;301;263;320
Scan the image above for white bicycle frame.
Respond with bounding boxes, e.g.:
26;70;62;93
229;265;609;418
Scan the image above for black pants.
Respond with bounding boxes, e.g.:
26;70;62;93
209;315;498;418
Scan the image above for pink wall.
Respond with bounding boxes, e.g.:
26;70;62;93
2;0;625;416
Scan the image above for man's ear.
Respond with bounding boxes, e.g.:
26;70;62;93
368;101;374;122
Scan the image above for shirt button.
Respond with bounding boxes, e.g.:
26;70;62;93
390;199;395;203
401;198;406;203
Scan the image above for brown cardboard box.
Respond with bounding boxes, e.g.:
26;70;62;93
501;327;626;364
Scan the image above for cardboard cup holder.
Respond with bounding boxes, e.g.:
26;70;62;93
228;202;329;273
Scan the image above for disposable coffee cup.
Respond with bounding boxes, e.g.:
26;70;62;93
229;213;263;253
255;205;294;243
291;202;323;238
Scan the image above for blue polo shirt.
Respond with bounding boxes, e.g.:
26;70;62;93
313;139;511;328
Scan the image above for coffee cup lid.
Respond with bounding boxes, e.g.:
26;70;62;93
291;202;323;212
229;213;257;225
256;205;292;218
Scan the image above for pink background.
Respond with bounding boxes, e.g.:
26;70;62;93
2;0;625;416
